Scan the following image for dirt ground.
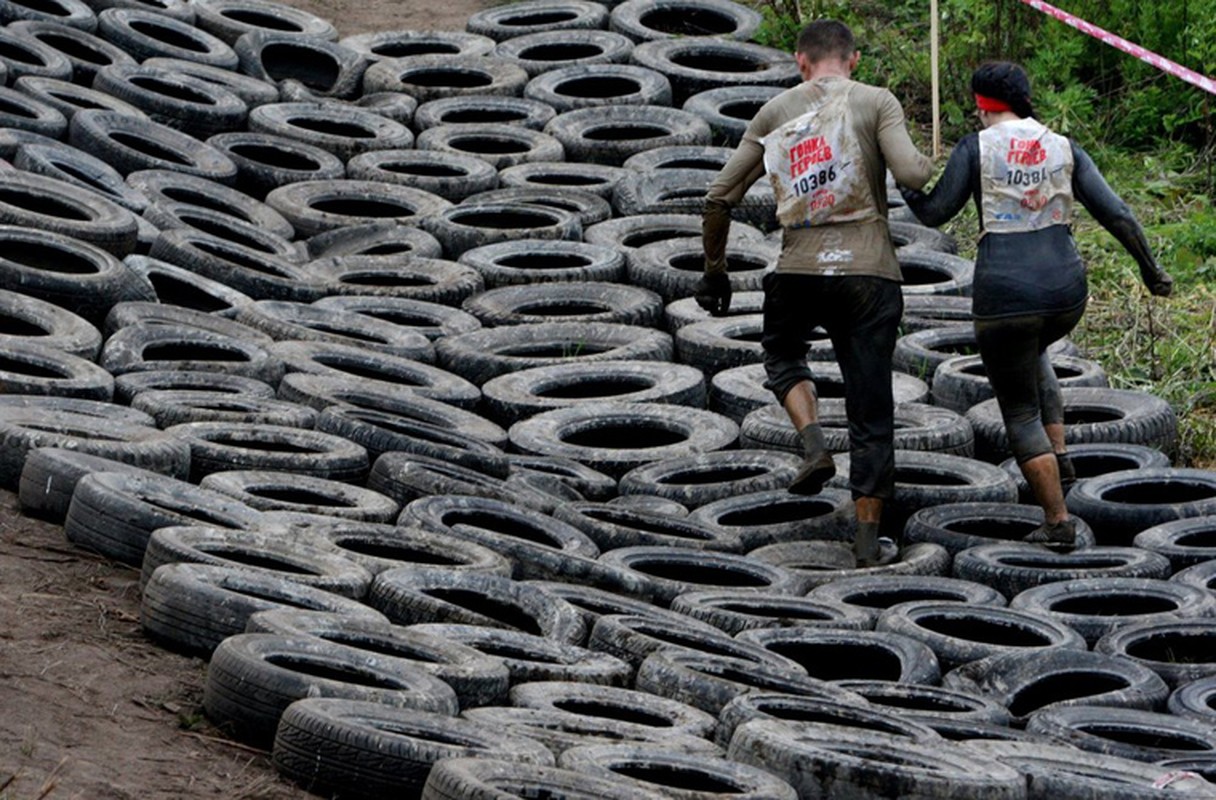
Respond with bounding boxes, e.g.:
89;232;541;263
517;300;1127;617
0;4;485;798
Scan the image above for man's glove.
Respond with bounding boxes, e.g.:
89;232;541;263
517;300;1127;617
1145;268;1174;298
694;272;732;316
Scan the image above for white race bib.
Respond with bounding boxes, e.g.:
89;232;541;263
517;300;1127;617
762;82;877;230
979;118;1074;234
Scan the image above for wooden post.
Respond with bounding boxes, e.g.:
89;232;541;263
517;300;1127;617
930;0;942;158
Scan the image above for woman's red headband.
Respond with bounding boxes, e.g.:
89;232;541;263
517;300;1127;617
975;94;1013;112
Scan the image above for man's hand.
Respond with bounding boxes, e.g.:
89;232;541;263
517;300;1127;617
1143;265;1174;298
694;272;732;316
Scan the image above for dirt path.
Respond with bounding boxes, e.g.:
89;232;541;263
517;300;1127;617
0;4;485;798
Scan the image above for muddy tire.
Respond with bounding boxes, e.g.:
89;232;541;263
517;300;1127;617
967;386;1178;463
944;648;1172;726
97;7;237;66
628;37;798;103
423;202;579;258
617;450;800;510
459;240;624;288
544;104;710;165
141;562;383;655
100;323;283;383
1025;705;1216;763
499;160;628;198
558;743;797;800
671;591;871;635
932;354;1108;415
1094;620;1216;689
495;29;633;77
904;501;1096;555
1064;467;1216;546
166;421;369;482
597;547;806;605
64;470;260;565
204;634;458;747
201;470;399;522
1133;516;1216;571
628;237;777;303
363;54;528;101
553;501;742;551
952;543;1172;598
524;63;672;112
688;489;855;550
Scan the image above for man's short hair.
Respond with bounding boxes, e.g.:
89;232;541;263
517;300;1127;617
796;19;856;63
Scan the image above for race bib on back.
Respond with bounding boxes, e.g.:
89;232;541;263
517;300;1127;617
979;118;1074;234
762;82;878;230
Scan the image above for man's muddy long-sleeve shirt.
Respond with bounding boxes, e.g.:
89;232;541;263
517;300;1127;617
704;76;933;280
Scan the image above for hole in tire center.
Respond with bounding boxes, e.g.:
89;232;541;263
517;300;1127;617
669;53;768;74
894;467;971;487
379;162;466;178
175;214;273;253
0;187;92;220
717;498;836;526
404;69;493;89
440;108;528;124
17;0;72;16
941;519;1037;541
441;509;562;548
0;40;46;65
0;96;38;118
142;342;250;362
1050;593;1180;616
562;422;687;449
1175;530;1216;548
768;642;905;681
446;136;531;155
1007;672;1131;718
220;8;305;31
497;254;591;270
310;198;416;218
372;42;460;57
759;705;914;737
263;654;405;687
202;434;322;454
199;546;315;574
524;173;606;188
338;271;434;288
555;77;641;99
842;587;971;609
857;688;975;713
1071;454;1139;478
247;486;357;508
1073;724;1213;752
316;630;440;662
552;698;673;728
0;314;50;336
582;508;711;540
497;342;614;358
451;210;558;229
518;43;603;62
623;559;769;587
128;75;216;105
656;158;727;171
915;613;1052;647
36;33;113;65
662;465;768;485
499;10;578;25
719;100;763;120
129;19;210;53
287;116;377;139
534;375;653;400
582;122;670;140
1125;632;1216;664
514;301;610;317
670;253;766;272
110;131;191;165
900;265;957;286
620;229;696;247
1101;481;1216;504
0;355;67;378
422;587;542;635
193;241;294;277
334;537;465;566
230;143;323;171
148;274;232;314
637;8;738;35
713;600;833;621
612;765;740;793
1063;408;1124;425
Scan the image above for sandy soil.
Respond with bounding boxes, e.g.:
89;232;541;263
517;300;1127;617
0;3;485;798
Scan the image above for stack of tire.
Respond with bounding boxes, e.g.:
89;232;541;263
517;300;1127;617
1;0;1215;796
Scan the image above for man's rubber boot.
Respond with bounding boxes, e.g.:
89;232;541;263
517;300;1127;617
855;522;896;567
1023;517;1077;550
1057;452;1077;493
788;423;835;495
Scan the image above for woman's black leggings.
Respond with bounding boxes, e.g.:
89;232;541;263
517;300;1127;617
974;304;1085;464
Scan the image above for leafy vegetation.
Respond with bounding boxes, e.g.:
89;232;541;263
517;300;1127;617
754;0;1216;466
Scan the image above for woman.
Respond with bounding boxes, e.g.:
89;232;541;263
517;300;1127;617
900;61;1173;548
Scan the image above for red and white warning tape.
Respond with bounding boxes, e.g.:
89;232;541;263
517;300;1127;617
1018;0;1216;96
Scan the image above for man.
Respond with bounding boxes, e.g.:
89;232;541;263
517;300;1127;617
696;19;934;565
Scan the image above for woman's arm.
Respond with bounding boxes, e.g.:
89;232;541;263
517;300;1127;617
1072;141;1173;296
897;134;978;228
